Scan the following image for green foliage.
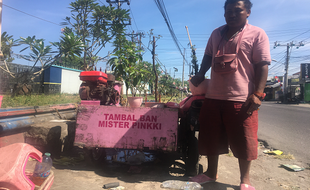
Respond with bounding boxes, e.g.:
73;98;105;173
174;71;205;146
18;33;84;83
108;39;149;97
1;32;20;62
19;36;55;66
63;0;130;70
136;61;156;95
53;32;84;59
53;56;84;70
51;31;85;69
159;75;182;96
1;94;81;108
190;45;198;75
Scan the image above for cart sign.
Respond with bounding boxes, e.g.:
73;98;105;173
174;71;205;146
75;106;178;151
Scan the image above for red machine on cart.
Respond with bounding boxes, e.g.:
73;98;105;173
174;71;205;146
79;70;120;106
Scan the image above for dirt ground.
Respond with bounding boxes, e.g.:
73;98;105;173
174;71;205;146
50;143;310;190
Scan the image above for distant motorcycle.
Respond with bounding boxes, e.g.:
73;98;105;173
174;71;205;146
280;94;300;104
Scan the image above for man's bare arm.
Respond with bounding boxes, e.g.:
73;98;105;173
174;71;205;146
245;61;269;113
190;54;212;87
254;61;269;93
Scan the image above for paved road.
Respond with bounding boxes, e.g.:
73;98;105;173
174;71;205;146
258;101;310;164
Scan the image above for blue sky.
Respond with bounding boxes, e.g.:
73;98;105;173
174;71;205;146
2;0;310;80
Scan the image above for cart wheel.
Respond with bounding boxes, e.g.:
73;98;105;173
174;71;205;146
186;131;202;176
89;147;106;164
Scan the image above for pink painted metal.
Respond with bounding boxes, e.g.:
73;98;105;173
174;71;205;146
113;81;122;95
0;133;25;148
0;95;3;108
75;106;179;151
179;95;205;118
0;143;42;190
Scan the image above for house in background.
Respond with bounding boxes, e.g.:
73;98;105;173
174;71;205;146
38;65;82;94
264;76;283;101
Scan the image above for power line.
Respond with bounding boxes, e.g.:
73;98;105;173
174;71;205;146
286;29;310;42
153;0;189;66
2;3;61;26
128;1;138;31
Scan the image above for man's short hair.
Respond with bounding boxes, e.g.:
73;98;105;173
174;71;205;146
224;0;253;12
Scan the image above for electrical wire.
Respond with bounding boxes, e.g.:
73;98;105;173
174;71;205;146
153;0;189;65
286;29;310;42
2;3;61;26
128;1;139;31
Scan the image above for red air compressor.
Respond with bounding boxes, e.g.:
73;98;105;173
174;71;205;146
79;71;120;105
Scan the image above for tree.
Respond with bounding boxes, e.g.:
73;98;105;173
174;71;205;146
51;31;85;69
108;39;149;97
1;32;19;62
190;45;198;76
0;33;84;95
18;33;83;81
136;61;159;96
63;0;130;70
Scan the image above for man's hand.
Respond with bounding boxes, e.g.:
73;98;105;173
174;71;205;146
190;75;205;87
244;94;261;115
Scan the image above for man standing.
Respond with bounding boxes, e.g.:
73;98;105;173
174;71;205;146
190;0;270;189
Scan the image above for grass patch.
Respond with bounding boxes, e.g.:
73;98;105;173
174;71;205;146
1;93;184;108
1;94;81;108
140;94;184;103
122;94;184;104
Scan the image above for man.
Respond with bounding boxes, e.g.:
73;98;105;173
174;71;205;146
189;0;270;189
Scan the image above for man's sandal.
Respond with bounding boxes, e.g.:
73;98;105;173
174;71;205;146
189;174;217;185
240;184;255;190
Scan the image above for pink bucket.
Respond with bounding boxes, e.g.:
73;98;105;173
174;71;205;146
127;97;143;107
188;79;210;96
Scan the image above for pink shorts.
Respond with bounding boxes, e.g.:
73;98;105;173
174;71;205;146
198;98;258;161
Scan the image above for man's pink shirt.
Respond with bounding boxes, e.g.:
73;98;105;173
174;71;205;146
205;22;271;102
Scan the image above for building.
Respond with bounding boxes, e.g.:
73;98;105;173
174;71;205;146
39;65;82;94
0;63;82;94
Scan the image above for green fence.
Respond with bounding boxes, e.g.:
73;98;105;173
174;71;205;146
305;83;310;102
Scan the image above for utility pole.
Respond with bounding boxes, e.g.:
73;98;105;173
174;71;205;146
274;41;304;103
152;36;158;102
185;26;197;75
173;67;177;79
182;48;185;99
126;31;144;51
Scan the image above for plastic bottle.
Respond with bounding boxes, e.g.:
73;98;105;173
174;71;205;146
31;153;53;186
182;182;203;190
161;180;202;190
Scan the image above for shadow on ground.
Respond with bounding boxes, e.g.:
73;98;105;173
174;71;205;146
52;146;237;189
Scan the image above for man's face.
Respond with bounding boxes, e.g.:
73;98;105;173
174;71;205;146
224;1;250;28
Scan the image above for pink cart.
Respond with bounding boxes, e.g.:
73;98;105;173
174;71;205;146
74;105;179;152
75;94;205;176
75;71;206;176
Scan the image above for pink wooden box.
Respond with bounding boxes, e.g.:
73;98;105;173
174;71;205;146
74;106;178;151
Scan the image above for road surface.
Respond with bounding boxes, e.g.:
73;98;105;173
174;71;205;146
258;101;310;164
